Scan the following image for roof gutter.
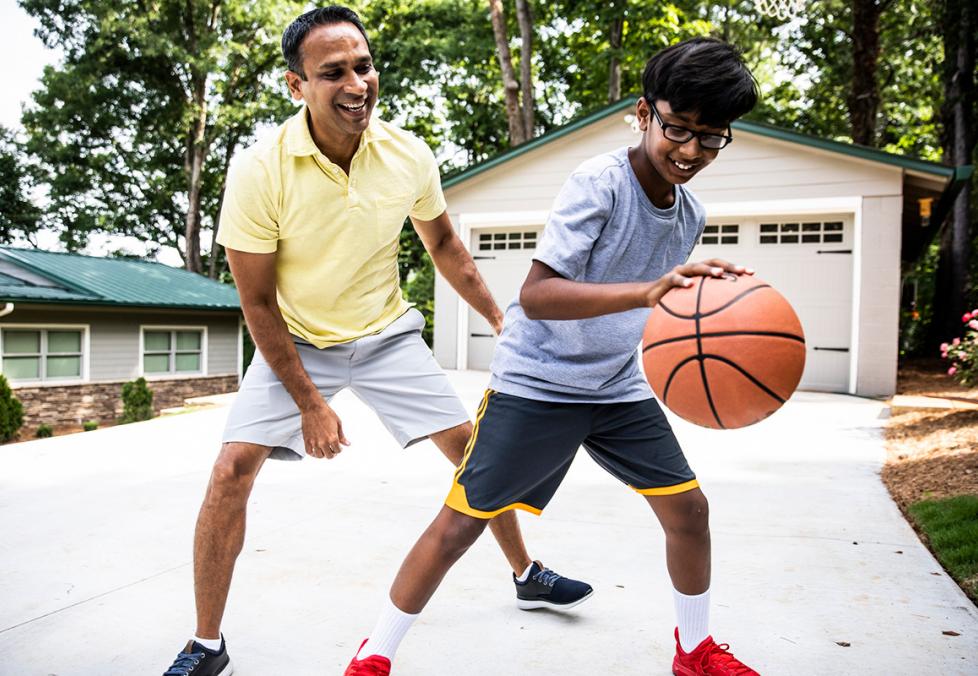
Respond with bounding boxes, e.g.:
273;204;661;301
931;165;976;228
0;302;13;318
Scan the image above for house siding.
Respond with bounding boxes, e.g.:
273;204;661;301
0;306;240;382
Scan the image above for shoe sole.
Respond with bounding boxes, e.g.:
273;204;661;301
219;660;233;676
517;589;594;611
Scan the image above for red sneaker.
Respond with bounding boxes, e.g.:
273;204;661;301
672;628;759;675
344;639;391;676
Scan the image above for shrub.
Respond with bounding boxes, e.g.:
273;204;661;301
120;377;154;423
941;308;978;386
0;373;24;442
82;420;98;431
35;424;53;438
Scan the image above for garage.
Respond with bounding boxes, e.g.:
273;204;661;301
433;98;965;397
463;214;852;392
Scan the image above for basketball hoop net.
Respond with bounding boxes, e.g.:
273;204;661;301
754;0;806;21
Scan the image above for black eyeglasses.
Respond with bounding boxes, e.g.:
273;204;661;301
647;99;733;150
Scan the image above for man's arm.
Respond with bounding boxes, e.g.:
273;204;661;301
227;247;348;459
519;258;752;321
410;211;504;334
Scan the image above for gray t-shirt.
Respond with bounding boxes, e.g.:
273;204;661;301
489;147;706;402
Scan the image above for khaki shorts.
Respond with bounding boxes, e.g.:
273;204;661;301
223;309;470;460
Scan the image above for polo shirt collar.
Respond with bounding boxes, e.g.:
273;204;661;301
285;106;392;157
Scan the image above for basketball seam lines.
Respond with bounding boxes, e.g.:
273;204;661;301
661;353;787;414
694;277;723;428
642;330;806;352
657;283;773;320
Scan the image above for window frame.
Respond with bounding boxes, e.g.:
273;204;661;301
139;325;208;379
0;324;90;386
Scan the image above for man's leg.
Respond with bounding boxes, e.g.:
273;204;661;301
429;423;530;575
194;441;273;639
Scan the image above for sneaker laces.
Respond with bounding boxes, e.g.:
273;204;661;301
346;655;389;676
532;567;562;587
163;650;204;676
700;642;756;675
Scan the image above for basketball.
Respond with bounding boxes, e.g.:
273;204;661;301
641;274;806;429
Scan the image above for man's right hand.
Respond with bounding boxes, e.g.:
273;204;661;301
300;401;350;459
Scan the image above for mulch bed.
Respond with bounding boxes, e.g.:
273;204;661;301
881;358;978;511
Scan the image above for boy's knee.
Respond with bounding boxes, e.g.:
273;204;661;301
665;491;710;538
432;510;488;557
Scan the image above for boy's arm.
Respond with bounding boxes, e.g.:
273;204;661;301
520;258;751;320
411;211;505;334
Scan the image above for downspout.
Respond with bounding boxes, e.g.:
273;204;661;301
0;302;13;318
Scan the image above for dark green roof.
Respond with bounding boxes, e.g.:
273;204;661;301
0;247;240;310
443;97;964;189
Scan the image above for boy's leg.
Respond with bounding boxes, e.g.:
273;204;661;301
429;422;531;574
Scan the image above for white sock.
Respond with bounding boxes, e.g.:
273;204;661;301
358;596;419;661
515;561;534;582
192;635;223;652
673;588;710;653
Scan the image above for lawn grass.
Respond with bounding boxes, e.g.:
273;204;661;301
908;495;978;604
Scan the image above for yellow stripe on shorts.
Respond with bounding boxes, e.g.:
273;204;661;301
633;478;700;496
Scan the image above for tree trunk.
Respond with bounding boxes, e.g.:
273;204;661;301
208;132;241;279
848;0;883;146
945;0;975;330
515;0;535;136
184;74;208;274
608;15;624;102
488;0;526;146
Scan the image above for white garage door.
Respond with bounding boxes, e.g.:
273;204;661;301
467;227;541;370
691;215;853;392
467;215;853;393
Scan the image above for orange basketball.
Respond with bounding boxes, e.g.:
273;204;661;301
641;274;806;429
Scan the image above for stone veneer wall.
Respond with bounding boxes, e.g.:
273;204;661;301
16;375;239;429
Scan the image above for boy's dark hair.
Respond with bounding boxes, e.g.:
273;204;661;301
642;37;758;129
282;6;371;79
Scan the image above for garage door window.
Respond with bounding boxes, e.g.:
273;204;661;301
759;221;844;245
478;231;538;251
699;224;739;245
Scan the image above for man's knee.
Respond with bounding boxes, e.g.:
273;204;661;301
208;442;269;497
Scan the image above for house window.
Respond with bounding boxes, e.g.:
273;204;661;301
1;328;84;382
143;329;204;375
698;224;740;246
759;221;844;245
478;231;538;251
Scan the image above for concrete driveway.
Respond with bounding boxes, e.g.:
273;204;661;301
1;370;976;675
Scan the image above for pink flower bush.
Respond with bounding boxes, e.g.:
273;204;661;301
942;307;978;386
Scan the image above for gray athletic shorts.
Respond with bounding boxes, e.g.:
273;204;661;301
222;308;470;461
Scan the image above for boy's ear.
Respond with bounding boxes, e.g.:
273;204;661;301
636;97;651;132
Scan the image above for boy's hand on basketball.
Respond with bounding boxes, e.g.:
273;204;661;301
645;259;753;307
301;402;350;459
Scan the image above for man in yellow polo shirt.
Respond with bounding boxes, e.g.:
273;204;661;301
160;7;591;676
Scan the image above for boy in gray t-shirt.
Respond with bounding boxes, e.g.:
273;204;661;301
348;38;761;676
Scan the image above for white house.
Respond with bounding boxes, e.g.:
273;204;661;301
432;98;971;397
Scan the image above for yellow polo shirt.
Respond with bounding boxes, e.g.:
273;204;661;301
217;108;447;347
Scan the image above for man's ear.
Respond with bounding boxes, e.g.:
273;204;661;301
285;71;304;101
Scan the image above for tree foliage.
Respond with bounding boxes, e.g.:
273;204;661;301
0;127;41;245
19;0;303;271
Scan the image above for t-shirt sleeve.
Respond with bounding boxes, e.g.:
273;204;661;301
409;141;448;221
533;171;614;280
216;153;280;254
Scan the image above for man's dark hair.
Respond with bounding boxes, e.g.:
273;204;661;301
642;37;758;129
282;6;371;79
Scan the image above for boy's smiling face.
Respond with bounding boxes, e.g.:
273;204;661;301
634;97;728;185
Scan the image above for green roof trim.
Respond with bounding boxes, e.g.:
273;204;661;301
0;247;240;310
443;96;961;189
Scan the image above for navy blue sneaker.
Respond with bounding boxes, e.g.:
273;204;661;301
162;637;232;676
514;561;594;610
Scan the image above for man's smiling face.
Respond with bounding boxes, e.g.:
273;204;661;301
285;21;378;144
